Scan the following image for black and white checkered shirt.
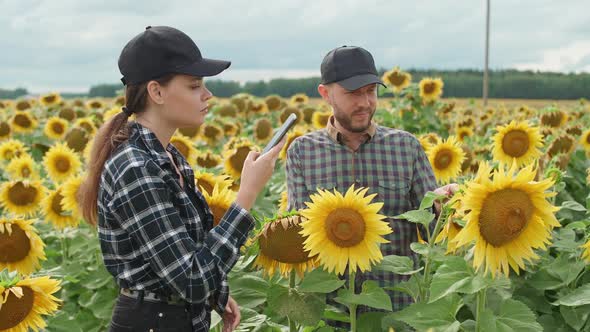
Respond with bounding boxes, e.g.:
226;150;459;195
97;121;254;331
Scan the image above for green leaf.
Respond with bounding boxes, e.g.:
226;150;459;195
545;255;585;285
357;312;389;332
429;256;483;303
229;274;269;295
386;274;421;301
267;284;325;326
560;305;590;331
231;288;268;309
373;255;423;275
391;294;463;331
554;283;590;306
419;191;446;210
560;200;587;212
46;311;84;332
334;281;392;311
298;268;346;293
322;306;350;323
537;313;576;332
81;288;117;321
564;221;589;230
478;299;542;332
395;209;435;227
528;268;566;290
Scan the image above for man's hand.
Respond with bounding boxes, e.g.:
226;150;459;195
433;183;459;214
222;296;241;332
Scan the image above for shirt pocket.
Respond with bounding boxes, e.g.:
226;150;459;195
372;177;411;216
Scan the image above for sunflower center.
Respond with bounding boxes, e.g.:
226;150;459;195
21;167;31;178
0;286;35;330
197;155;219;168
65;128;88;152
172;141;190;159
55;156;71;173
501;130;530;157
255;120;272;139
423;82;436;94
325;208;366;247
388;72;407;87
478;188;534;247
79;122;94;133
8;182;38;206
14;114;32;128
51;122;65;134
178;126;200;138
0;223;31;263
59;108;76;121
0;122;10;136
204;125;221;139
51;192;65;215
229;146;251;175
16;101;31;111
434;149;454;169
586;133;590;144
44;95;56;103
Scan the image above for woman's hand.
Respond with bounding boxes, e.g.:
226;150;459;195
222;296;241;332
236;137;286;210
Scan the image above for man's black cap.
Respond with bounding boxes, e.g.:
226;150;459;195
320;46;385;91
118;26;230;85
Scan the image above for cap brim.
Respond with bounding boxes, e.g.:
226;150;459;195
337;73;385;91
177;57;231;77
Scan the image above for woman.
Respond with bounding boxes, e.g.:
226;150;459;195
78;26;284;332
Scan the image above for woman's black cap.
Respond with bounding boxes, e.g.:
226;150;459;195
118;26;231;85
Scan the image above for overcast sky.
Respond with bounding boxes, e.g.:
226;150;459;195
1;0;589;93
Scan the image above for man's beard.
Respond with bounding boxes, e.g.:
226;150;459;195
333;104;375;133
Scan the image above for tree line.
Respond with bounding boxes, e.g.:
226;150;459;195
2;69;589;100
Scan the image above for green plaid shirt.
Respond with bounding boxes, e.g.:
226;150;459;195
286;116;437;317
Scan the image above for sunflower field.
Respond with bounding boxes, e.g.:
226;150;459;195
0;68;589;332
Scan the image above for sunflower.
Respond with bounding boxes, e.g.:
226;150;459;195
278;191;289;212
491;120;543;167
215;103;238;117
177;124;201;139
85;99;104;110
279;127;305;160
253;118;273;143
43;143;82;183
0;139;28;163
255;214;318;277
582;239;590;263
0;180;45;217
419;77;444;103
312;110;332;129
58;107;76;121
290;93;309;105
43;117;68;140
224;140;257;179
41;188;79;229
382;67;412;93
6;154;39;181
170;135;198;165
456;126;473;143
202;184;236;227
230;95;250;113
64;127;89;153
10;111;38;134
75;117;97;136
279;106;303;125
114;95;126;106
199;123;224;145
222;122;240;136
265;95;283;111
565;125;583;138
194;171;232;196
195;151;222;169
15;100;32;111
0;218;46;275
0;121;12;140
547;134;576;159
302;106;316;124
39;92;62;107
452;163;560;277
60;174;84;219
249;101;269;114
418;133;440;151
0;275;61;332
299;185;392;275
579;129;590;152
540;109;567;128
427;136;465;184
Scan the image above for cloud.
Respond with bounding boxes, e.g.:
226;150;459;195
0;0;588;92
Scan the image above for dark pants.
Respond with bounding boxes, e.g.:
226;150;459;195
109;293;194;332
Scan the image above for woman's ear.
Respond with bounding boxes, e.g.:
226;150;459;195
146;81;165;105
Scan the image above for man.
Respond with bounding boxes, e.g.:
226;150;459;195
285;45;456;328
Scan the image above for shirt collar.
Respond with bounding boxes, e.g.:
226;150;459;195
325;115;377;145
129;121;181;167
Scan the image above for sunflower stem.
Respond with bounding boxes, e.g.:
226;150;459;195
289;269;297;332
60;231;69;264
349;268;357;332
475;288;487;332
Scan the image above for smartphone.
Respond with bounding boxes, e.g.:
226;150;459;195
262;113;298;155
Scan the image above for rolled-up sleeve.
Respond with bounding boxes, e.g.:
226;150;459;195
110;160;254;305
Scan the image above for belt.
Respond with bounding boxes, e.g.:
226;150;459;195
120;288;187;306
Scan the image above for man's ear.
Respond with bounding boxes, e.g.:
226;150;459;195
318;84;330;102
146;81;164;105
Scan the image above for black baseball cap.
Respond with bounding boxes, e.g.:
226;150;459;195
320;46;385;91
118;26;231;85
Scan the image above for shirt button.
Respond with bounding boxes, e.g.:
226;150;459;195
149;329;154;332
158;312;164;317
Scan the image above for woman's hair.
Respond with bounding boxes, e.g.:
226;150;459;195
78;74;175;226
